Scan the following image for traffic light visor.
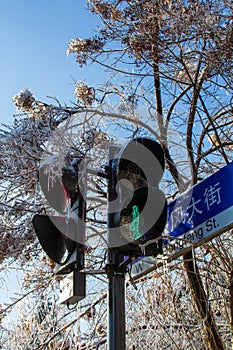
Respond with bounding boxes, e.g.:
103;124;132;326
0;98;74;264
32;215;76;264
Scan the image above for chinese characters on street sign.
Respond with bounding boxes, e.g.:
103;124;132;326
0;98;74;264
164;161;233;256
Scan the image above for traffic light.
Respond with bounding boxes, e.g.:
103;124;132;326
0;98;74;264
32;157;86;275
108;138;167;257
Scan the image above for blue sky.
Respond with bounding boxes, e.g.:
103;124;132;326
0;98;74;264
0;0;100;124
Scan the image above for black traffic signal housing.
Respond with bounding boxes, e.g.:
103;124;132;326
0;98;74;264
32;158;86;275
108;138;167;257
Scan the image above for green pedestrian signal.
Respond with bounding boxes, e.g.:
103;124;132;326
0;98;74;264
130;205;141;240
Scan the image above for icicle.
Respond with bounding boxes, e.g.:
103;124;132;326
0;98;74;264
192;245;197;273
45;167;51;192
65;198;71;224
140;245;146;256
162;258;168;281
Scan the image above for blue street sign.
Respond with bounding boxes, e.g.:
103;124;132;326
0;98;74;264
131;162;233;279
163;161;233;256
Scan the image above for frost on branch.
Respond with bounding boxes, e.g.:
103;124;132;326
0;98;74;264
12;88;54;121
67;37;105;66
0;117;55;264
0;99;75;264
75;82;95;105
12;88;35;111
67;37;104;55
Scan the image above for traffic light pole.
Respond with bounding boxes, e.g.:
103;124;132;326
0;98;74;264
107;146;126;350
107;249;126;350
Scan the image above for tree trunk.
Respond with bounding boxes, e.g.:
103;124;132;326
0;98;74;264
229;269;233;350
183;251;225;350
